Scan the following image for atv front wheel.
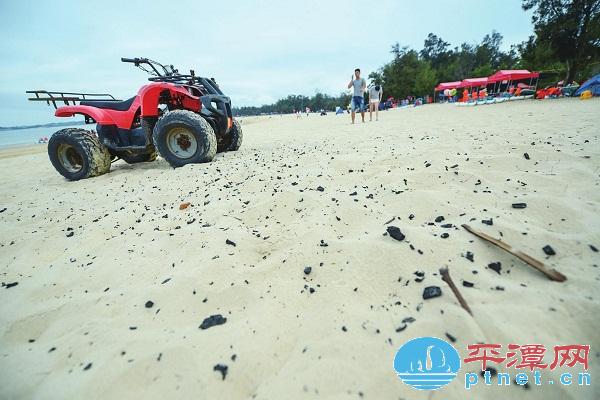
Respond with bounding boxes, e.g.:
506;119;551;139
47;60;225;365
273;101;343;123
48;128;111;181
218;118;243;152
153;110;216;168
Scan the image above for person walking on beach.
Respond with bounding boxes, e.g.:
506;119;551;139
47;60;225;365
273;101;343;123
347;68;366;124
368;84;383;121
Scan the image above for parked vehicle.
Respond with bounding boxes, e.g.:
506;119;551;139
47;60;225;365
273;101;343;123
27;57;242;180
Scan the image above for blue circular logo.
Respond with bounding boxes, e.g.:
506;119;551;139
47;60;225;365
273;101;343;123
394;336;461;390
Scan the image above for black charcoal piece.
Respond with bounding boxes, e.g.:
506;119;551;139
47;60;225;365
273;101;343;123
465;251;474;262
542;245;555;256
423;286;442;300
213;364;228;380
386;226;405;241
488;262;502;274
200;314;227;330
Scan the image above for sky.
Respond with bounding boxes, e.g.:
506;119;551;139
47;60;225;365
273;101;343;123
0;0;533;126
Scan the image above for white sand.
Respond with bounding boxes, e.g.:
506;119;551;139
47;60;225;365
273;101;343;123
1;99;599;399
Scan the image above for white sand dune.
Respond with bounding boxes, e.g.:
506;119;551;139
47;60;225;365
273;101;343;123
1;99;599;399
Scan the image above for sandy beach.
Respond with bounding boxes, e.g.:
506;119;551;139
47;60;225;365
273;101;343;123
1;99;599;399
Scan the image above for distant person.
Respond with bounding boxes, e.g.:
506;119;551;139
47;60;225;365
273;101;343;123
368;84;383;121
347;68;366;124
462;88;469;102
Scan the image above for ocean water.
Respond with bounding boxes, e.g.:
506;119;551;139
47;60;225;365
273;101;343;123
0;124;87;148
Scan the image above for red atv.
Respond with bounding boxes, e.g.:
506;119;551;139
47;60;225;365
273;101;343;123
27;57;242;180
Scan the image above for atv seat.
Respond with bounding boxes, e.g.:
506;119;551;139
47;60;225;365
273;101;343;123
80;96;135;111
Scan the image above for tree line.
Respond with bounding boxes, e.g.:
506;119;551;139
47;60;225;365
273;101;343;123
234;93;352;116
234;0;599;116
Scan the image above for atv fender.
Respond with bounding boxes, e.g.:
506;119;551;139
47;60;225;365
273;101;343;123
55;106;114;124
138;83;201;117
55;105;138;129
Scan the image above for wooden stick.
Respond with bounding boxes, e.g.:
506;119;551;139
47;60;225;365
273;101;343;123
462;224;567;282
439;267;473;315
384;216;396;225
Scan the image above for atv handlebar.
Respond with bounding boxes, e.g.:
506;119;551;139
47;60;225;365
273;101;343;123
121;57;141;64
121;57;222;92
121;57;171;77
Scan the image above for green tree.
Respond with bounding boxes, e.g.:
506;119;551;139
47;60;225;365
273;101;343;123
522;0;600;82
516;35;564;72
368;71;383;85
421;33;451;70
378;44;425;99
475;31;504;69
472;64;495;77
446;43;477;81
414;62;438;97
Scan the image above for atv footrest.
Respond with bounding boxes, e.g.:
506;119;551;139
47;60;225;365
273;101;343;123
110;145;149;151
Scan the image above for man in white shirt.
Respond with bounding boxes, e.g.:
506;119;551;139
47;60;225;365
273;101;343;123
368;84;383;121
347;68;366;124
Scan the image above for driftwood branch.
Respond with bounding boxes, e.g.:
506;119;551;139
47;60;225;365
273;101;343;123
461;224;567;282
439;267;473;315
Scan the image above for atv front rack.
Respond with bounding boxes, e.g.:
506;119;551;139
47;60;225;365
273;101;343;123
26;90;121;109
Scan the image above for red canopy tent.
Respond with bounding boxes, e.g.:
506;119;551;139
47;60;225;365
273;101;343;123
434;81;462;91
433;81;462;103
459;77;488;88
487;70;540;95
487;70;539;82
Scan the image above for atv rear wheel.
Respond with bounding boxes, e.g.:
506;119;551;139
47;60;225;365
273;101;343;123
153;110;216;167
218;118;243;152
48;128;111;181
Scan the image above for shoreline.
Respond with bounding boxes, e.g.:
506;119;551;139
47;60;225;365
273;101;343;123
0;143;47;160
